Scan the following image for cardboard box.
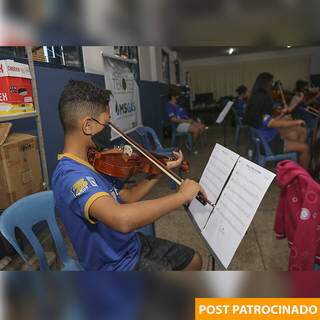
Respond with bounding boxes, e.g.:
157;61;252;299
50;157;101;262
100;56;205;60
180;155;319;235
0;123;11;145
0;133;43;210
0;59;34;115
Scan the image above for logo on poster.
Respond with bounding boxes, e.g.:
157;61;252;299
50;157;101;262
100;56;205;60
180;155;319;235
115;101;136;116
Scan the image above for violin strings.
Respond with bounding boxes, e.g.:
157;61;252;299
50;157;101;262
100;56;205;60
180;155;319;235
108;123;182;185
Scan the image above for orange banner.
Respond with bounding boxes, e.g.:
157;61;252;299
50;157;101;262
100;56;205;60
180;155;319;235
195;298;320;320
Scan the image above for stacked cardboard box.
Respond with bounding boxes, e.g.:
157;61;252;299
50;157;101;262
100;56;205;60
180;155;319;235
0;128;43;210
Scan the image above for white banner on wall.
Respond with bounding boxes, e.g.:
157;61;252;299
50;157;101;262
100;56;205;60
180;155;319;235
103;57;142;140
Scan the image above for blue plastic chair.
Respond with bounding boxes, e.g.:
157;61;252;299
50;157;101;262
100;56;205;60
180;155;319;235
136;224;156;237
0;191;83;271
250;127;298;167
136;126;176;156
171;125;193;152
232;108;248;147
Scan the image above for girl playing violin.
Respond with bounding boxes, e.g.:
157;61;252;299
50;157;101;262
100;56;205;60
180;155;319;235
52;80;204;271
288;80;320;130
244;73;310;169
271;80;307;143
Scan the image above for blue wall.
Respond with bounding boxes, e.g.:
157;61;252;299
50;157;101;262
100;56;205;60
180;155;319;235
10;67;166;184
12;66;105;181
138;80;164;141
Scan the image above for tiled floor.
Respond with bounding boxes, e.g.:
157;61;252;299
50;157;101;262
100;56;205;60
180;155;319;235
3;124;290;271
148;124;290;271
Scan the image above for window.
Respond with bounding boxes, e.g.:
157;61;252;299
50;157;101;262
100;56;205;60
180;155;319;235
174;60;180;84
33;46;84;70
62;47;83;68
113;46;138;60
161;49;170;84
0;46;84;70
185;71;191;85
113;46;140;80
0;47;26;58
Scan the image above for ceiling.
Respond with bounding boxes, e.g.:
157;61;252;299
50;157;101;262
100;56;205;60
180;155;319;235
172;46;296;60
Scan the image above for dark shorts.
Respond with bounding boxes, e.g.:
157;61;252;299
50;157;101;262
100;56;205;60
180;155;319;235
134;233;195;271
270;136;285;154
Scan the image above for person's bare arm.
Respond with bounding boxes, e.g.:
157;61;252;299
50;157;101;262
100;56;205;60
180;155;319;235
268;118;305;129
89;179;200;233
119;178;161;204
288;93;304;112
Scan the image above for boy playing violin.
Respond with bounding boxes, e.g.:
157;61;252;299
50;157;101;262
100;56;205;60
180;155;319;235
52;80;203;271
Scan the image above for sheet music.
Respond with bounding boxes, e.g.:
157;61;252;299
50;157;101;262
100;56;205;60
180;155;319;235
216;101;234;124
188;144;239;229
202;157;275;268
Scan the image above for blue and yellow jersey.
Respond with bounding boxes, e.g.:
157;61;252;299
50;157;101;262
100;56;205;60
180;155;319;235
51;153;141;271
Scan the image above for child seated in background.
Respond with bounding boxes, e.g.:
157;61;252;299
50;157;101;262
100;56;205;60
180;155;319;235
288;79;319;130
232;85;248;119
244;72;310;169
166;88;205;150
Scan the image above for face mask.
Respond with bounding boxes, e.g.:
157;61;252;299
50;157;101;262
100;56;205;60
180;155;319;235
90;119;113;151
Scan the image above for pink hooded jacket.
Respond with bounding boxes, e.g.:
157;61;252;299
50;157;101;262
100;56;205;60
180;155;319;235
275;160;320;271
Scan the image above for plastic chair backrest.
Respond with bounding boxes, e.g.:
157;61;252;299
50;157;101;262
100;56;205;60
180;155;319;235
0;191;71;271
250;127;273;157
231;108;244;126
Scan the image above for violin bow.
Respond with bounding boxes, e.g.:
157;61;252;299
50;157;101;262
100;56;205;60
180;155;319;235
277;81;287;107
305;106;320;118
107;122;214;207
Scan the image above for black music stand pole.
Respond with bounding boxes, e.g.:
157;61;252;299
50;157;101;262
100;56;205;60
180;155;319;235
223;118;227;146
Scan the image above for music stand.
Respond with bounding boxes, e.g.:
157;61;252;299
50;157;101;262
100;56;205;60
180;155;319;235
216;101;234;146
184;204;226;271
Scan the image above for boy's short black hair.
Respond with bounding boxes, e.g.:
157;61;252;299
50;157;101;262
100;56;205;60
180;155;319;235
168;87;181;100
58;80;111;132
235;85;247;96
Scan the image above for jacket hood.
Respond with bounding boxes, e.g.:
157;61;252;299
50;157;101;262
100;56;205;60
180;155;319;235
276;160;311;188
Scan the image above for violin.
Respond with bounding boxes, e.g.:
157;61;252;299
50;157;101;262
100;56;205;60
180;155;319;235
293;85;320;118
305;106;320;118
303;87;320;102
272;81;292;118
88;145;189;180
272;81;294;105
88;122;214;207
